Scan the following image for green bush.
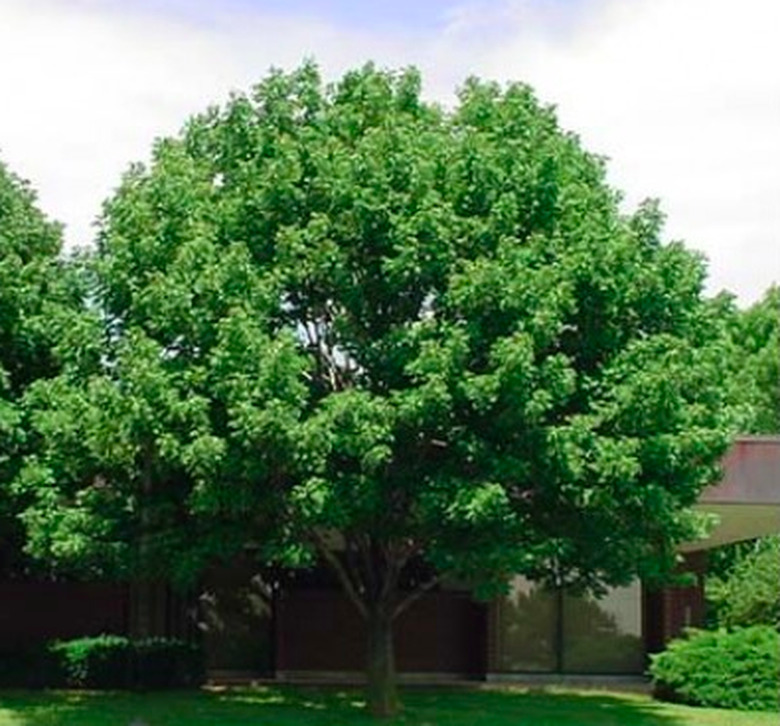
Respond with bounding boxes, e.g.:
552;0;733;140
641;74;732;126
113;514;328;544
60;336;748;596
0;636;204;690
650;626;780;712
49;635;133;688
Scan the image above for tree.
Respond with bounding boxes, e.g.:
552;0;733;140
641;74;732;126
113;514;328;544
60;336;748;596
727;286;779;434
704;286;778;629
17;64;737;716
707;535;780;629
0;159;79;577
0;160;62;468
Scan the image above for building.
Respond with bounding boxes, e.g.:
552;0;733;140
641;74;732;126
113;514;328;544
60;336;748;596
1;436;778;681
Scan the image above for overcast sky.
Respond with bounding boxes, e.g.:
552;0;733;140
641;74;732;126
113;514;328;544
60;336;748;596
1;0;777;305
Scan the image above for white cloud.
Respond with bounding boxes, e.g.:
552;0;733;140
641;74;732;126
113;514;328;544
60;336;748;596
452;0;780;304
0;0;776;303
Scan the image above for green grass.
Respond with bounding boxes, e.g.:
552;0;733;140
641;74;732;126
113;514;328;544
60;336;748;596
0;686;775;725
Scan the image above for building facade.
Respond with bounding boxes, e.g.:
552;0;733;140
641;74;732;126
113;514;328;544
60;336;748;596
2;436;778;681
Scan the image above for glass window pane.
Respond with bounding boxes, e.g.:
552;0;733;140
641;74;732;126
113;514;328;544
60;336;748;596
495;576;557;672
562;582;644;674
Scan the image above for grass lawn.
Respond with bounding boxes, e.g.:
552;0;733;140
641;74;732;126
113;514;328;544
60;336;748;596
0;686;775;725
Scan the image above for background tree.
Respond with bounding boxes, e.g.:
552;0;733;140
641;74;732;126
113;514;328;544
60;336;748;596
713;285;779;434
17;64;737;716
707;536;780;630
705;286;779;628
733;286;778;433
0;159;81;578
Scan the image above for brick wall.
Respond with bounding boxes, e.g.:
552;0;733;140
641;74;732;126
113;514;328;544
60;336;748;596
0;581;129;649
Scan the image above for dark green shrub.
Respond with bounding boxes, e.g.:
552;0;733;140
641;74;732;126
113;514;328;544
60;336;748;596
0;645;52;688
40;635;203;689
650;626;780;712
48;635;133;688
134;637;204;689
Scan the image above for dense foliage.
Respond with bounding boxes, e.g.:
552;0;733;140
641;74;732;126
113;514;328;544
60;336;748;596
717;286;779;434
48;634;132;689
707;535;780;629
0;160;81;577
703;288;778;630
0;635;202;689
14;64;737;715
650;626;780;712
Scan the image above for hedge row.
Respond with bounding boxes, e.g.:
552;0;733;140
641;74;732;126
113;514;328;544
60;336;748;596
650;626;780;712
0;635;203;689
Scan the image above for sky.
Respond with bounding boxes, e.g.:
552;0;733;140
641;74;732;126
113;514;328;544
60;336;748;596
0;0;777;305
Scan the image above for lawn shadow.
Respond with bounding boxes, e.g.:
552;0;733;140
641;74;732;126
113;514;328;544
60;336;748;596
0;685;694;725
0;687;372;725
396;686;689;726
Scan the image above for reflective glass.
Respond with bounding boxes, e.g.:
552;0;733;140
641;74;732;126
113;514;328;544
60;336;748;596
562;582;644;674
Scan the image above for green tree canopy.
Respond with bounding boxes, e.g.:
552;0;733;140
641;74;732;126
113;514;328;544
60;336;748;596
707;535;780;630
704;286;778;632
723;286;779;434
16;64;737;715
0;159;80;576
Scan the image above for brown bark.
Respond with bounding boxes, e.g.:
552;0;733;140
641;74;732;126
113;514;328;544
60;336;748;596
317;534;433;718
366;605;400;718
131;445;156;638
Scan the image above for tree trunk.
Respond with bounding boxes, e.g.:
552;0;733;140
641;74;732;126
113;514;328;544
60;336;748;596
366;606;399;718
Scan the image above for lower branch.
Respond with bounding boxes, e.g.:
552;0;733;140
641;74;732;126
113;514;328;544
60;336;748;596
311;531;368;619
392;574;441;620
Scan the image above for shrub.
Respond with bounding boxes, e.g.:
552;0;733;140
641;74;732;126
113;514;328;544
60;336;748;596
25;635;205;690
48;635;133;688
650;626;780;712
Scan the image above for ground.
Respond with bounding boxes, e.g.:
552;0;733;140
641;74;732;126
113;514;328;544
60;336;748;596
0;687;775;725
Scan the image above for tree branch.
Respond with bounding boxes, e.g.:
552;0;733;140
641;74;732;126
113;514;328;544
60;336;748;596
345;534;372;602
392;574;441;620
357;534;379;600
311;530;368;619
379;548;402;603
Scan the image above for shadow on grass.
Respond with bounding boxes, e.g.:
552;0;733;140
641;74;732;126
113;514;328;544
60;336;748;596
0;685;693;726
